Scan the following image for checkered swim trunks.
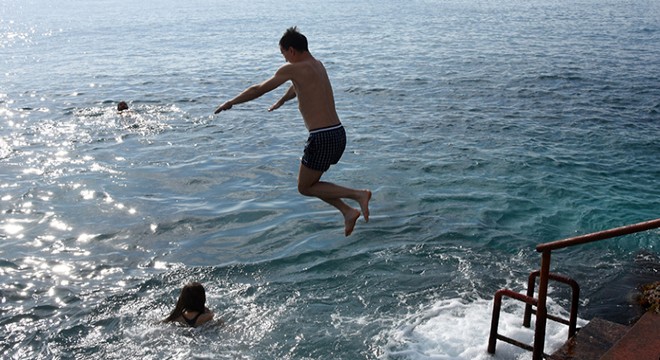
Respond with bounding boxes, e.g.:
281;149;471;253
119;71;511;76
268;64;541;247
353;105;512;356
301;124;346;172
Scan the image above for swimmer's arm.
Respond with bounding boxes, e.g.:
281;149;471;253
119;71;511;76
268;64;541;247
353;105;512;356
215;66;291;114
268;84;296;112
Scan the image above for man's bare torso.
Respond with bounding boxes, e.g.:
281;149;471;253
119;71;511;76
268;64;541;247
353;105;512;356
287;57;341;131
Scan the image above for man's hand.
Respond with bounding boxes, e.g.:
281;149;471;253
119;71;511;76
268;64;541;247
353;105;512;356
268;100;283;112
214;101;232;114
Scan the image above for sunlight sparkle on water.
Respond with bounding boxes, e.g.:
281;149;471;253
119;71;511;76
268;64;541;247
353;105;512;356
52;263;73;275
90;162;119;174
77;233;96;243
153;261;168;269
23;167;44;176
80;189;95;200
3;223;24;235
20;201;33;214
0;108;15;118
50;218;71;231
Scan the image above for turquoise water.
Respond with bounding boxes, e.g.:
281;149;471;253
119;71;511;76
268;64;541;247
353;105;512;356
1;0;659;359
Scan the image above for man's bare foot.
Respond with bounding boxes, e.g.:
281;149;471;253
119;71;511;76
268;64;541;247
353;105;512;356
357;190;371;223
344;208;361;236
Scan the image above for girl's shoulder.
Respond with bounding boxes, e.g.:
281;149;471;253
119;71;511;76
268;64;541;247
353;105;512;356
179;310;214;327
197;310;215;326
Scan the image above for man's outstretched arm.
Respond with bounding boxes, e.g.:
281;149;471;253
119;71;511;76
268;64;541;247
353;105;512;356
214;67;291;114
268;84;297;112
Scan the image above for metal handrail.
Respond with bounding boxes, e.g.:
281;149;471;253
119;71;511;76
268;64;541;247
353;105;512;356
523;270;580;338
488;289;539;354
488;218;660;360
536;218;660;252
488;270;579;359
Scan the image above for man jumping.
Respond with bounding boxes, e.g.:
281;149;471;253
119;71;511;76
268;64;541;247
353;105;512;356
214;27;371;236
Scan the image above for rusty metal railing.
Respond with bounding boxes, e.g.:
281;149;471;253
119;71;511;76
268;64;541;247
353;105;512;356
523;270;580;337
488;272;579;359
488;218;660;360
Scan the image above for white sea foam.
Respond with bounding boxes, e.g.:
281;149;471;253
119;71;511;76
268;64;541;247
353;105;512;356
380;295;587;360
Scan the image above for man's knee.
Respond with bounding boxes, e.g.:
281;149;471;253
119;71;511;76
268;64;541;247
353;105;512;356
298;182;313;196
298;165;323;196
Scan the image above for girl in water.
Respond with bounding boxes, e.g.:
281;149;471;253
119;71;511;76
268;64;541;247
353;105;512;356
163;282;215;327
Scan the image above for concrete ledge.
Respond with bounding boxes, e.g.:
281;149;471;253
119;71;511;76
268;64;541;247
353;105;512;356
550;318;628;360
600;311;660;360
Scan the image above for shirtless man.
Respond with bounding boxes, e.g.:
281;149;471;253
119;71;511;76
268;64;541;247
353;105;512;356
214;27;371;236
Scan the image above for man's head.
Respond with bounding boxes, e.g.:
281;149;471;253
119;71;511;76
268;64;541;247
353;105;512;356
279;27;308;53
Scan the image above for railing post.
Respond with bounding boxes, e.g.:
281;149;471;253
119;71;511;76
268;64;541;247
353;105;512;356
568;279;580;338
523;270;539;328
532;250;551;360
488;291;503;354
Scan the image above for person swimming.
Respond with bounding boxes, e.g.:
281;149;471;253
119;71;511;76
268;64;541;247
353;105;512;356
163;282;215;327
117;101;129;112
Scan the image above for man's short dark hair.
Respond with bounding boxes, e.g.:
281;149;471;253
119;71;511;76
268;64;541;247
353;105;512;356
279;26;308;52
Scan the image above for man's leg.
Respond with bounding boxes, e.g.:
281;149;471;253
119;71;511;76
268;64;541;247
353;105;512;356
297;164;371;236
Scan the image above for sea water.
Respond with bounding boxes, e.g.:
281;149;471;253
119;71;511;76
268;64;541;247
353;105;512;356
1;0;659;359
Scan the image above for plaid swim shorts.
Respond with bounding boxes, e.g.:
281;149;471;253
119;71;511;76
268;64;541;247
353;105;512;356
301;124;346;172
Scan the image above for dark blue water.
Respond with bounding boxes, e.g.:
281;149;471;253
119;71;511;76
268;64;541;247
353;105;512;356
1;0;659;359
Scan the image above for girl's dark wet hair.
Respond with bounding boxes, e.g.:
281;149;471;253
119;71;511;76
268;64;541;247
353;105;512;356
279;26;308;52
164;282;206;323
